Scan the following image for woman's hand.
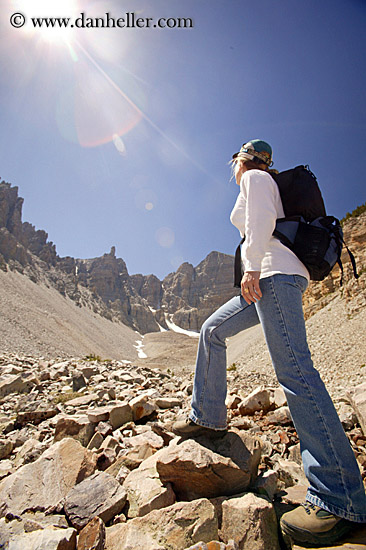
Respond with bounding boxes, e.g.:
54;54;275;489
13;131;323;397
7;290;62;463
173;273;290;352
241;271;262;304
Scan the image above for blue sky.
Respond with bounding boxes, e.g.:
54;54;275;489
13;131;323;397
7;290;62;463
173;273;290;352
1;0;365;279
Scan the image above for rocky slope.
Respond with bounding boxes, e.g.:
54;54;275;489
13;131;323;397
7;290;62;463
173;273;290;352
0;353;365;549
0;269;139;360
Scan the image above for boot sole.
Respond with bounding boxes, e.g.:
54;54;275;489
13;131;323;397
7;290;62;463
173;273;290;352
280;517;352;546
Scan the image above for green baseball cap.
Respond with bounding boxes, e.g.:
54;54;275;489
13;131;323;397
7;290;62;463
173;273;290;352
232;139;273;166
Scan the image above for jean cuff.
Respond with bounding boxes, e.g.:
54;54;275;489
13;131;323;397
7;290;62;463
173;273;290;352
306;490;366;523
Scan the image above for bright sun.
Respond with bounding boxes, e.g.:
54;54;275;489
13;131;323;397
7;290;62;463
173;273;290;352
14;0;78;44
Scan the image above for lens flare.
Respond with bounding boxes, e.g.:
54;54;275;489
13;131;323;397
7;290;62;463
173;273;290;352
13;0;78;44
156;227;175;248
71;40;144;147
113;134;126;156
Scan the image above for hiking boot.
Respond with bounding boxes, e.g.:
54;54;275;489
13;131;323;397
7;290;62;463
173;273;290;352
280;501;352;546
171;418;227;439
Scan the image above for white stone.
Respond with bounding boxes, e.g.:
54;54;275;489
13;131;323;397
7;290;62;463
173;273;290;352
221;492;280;550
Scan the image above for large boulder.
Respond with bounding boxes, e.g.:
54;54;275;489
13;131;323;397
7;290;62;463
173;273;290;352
123;454;175;518
7;526;77;550
156;431;261;500
64;472;127;530
0;374;37;398
0;438;97;517
54;416;95;447
105;498;218;550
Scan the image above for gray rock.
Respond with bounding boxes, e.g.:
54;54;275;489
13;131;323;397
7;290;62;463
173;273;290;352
124;454;176;518
253;469;279;500
87;431;104;451
155;397;183;409
54;415;95;447
129;395;157;422
72;371;87;392
266;406;292;425
0;438;97;517
338;403;357;430
87;407;111;423
8;526;77;550
66;394;99;407
0;374;35;398
220;492;280;550
105;498;218;550
273;387;287;408
108;403;133;430
16;407;58;426
273;457;308;487
288;443;302;465
64;471;127;530
238;387;272;415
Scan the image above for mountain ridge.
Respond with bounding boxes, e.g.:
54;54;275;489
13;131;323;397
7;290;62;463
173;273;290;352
0;180;365;339
0;181;238;335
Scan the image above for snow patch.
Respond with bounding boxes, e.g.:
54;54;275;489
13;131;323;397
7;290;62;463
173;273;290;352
134;339;147;359
165;315;199;338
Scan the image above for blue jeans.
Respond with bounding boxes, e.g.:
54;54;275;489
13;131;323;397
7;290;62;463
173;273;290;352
190;274;366;522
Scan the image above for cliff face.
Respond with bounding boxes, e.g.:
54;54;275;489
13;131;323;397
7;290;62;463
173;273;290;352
160;252;237;331
0;183;56;269
0;181;364;335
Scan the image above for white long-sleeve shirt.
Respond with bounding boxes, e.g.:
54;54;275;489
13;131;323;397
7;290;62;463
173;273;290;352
230;169;309;280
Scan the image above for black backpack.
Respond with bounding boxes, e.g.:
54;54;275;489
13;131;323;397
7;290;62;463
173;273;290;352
234;165;358;287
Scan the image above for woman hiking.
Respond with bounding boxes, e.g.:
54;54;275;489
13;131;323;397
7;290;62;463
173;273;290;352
172;139;366;546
